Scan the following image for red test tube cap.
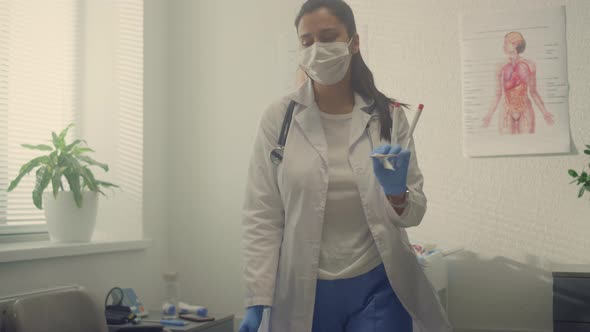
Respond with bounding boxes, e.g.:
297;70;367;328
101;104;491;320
418;104;424;110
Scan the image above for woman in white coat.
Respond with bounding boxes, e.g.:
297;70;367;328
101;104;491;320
239;0;452;331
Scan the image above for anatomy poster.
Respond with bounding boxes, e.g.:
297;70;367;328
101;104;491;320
461;6;570;157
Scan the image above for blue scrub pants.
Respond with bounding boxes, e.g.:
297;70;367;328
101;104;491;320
312;264;413;332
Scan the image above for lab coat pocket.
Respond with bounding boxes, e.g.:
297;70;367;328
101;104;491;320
382;217;416;257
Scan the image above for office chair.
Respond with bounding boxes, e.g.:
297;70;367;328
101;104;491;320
0;285;108;332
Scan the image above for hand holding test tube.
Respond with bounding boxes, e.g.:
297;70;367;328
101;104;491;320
370;103;424;170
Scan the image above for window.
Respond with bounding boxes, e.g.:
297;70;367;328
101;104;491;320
0;0;143;238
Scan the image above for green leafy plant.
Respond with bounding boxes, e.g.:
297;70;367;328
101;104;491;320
6;124;118;209
568;144;590;198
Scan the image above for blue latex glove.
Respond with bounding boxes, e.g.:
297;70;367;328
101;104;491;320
238;305;265;332
371;144;411;195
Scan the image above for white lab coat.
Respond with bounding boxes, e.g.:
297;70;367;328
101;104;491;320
241;79;453;332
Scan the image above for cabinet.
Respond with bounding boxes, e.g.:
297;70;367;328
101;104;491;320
553;271;590;332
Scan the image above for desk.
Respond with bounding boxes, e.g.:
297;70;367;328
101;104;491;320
420;251;449;312
108;313;234;332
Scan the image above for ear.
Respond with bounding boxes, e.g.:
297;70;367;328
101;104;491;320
350;33;360;55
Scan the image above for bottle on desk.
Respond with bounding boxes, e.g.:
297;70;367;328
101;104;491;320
162;271;180;319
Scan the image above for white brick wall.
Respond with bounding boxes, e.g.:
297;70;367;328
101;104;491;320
168;1;590;331
346;0;590;330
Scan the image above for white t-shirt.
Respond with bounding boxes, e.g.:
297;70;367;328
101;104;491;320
317;110;382;280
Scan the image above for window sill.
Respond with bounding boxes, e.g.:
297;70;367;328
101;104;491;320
0;238;151;264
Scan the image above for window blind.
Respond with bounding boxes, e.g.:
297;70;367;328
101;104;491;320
0;0;78;231
115;0;143;205
0;0;143;236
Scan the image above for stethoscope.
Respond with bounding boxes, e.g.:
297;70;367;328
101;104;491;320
270;100;297;164
270;100;379;165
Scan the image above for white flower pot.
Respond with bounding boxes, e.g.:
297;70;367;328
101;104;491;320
43;191;98;243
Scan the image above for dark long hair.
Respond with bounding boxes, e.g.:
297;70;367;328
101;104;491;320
295;0;402;142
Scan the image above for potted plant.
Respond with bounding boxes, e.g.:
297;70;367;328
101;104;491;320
6;124;118;242
568;144;590;199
